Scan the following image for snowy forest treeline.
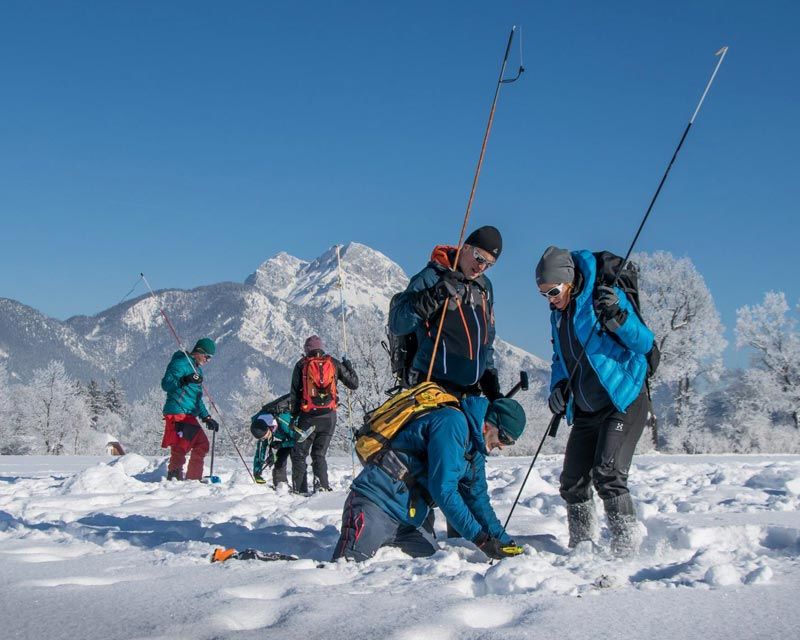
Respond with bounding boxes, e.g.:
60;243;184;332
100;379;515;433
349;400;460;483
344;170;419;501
1;250;798;456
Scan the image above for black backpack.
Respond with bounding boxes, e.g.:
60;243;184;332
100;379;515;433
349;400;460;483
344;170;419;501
593;251;660;378
261;393;292;416
382;292;419;391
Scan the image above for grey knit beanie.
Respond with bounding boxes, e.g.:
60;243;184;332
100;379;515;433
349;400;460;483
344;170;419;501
535;246;575;285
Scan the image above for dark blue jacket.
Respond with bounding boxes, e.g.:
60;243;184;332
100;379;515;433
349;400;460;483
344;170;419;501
351;395;510;544
550;250;654;420
389;246;496;389
161;351;209;418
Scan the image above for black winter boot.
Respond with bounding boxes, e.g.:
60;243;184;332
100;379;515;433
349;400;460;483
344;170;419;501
166;469;184;481
566;500;598;548
603;493;641;557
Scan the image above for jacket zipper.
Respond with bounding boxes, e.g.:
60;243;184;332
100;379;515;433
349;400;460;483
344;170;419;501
565;305;594;411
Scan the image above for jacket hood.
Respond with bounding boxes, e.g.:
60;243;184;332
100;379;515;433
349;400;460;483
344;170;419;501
429;245;458;270
460;394;490;455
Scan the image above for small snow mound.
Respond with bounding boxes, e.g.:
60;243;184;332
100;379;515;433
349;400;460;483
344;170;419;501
744;565;773;585
484;556;574;595
704;564;741;587
60;462;144;495
108;453;150;476
449;601;516;628
744;466;798;493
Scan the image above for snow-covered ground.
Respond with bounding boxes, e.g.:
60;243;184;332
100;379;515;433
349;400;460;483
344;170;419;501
1;453;799;640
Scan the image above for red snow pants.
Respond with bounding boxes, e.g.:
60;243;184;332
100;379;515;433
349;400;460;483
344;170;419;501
162;414;209;480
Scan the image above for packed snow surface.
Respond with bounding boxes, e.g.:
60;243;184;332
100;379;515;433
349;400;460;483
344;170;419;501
1;453;799;639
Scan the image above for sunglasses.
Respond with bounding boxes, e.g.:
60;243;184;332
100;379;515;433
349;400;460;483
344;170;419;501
497;428;516;446
539;283;567;299
472;247;496;268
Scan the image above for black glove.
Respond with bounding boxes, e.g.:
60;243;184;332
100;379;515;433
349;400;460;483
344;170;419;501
202;416;219;432
594;285;628;332
180;372;203;386
474;532;523;560
341;357;354;373
548;380;569;415
411;271;467;320
479;368;503;402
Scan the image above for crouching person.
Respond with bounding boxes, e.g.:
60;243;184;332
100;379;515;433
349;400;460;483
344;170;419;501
332;396;526;562
251;409;297;489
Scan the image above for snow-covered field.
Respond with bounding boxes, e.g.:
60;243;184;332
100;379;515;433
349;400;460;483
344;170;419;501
1;453;799;640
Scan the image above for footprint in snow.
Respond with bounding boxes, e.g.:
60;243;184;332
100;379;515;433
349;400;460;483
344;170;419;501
448;602;516;629
1;545;95;563
23;576;128;587
222;583;289;600
212;601;284;631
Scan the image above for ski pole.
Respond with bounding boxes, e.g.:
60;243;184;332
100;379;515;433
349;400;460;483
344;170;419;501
426;26;524;382
500;46;729;537
140;273;257;484
205;429;220;484
335;244;357;478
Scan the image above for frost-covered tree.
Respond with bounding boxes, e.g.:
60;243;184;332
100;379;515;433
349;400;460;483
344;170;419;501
635;251;727;451
16;361;91;455
0;362;26;454
736;291;800;431
105;378;126;417
122;387;165;456
84;379;105;426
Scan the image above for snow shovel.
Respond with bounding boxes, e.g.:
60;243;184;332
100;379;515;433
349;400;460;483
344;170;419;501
202;429;222;484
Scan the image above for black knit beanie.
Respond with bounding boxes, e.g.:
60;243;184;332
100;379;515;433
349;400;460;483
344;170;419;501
465;226;502;259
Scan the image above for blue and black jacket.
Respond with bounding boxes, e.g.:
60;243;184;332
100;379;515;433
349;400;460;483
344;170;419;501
161;351;209;418
550;250;654;421
389;246;496;391
351;395;510;544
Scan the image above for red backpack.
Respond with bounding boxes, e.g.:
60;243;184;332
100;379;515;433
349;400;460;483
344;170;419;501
300;355;338;412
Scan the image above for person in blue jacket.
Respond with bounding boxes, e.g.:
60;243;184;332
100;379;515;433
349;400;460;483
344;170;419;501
160;338;219;481
388;226;503;400
332;396;527;562
536;246;654;556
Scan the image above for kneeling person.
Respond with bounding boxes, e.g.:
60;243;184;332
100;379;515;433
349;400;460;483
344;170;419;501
332;397;526;562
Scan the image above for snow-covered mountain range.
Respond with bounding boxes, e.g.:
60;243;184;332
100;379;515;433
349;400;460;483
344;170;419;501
0;243;548;407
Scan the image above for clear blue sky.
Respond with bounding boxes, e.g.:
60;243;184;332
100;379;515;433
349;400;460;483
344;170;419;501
1;1;797;366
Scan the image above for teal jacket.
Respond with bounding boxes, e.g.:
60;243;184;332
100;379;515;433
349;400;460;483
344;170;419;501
351;395;510;544
550;250;654;420
161;351;209;418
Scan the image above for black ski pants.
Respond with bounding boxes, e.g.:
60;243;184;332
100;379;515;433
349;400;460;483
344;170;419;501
290;412;336;493
272;447;292;487
559;389;647;504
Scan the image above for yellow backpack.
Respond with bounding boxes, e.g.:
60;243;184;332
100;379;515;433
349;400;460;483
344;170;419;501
355;382;460;465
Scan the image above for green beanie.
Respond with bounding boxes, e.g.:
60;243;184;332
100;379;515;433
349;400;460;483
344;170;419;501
192;337;216;356
485;398;526;442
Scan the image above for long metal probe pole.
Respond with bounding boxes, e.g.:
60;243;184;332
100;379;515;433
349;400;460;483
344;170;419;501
426;26;520;381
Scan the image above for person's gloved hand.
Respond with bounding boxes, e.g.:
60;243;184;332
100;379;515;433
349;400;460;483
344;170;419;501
475;532;524;560
180;372;203;386
341;357;355;373
479;368;502;402
548;380;569;415
412;271;467;320
594;285;628;332
202;416;219;432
